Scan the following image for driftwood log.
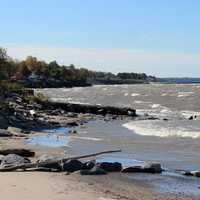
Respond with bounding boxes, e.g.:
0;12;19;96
0;149;121;172
0;149;35;157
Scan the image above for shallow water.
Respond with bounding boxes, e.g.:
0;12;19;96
34;84;200;196
129;172;200;196
27;127;70;147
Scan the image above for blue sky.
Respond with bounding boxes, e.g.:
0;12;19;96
1;0;200;77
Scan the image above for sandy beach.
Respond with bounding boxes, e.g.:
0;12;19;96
0;171;198;200
0;133;199;200
1;84;200;200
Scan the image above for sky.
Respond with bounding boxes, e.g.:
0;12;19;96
1;0;200;77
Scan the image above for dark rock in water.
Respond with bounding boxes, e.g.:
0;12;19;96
97;162;122;172
62;159;83;172
143;163;162;173
80;166;107;175
122;163;162;174
0;129;13;137
68;130;78;134
188;116;193;120
183;171;193;176
112;115;118;120
37;155;62;171
67;122;79;126
191;171;200;177
122;166;144;173
81;160;95;170
1;154;31;167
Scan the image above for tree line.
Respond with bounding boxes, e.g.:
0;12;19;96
0;47;156;88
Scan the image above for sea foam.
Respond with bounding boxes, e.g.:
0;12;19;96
123;120;200;138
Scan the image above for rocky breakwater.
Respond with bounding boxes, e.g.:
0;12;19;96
40;101;137;117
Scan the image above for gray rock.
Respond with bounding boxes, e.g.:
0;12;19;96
191;171;200;177
81;160;95;170
182;171;193;176
122;166;144;173
37;155;62;171
97;162;122;172
37;154;61;163
122;163;162;174
7;127;22;135
1;154;30;167
143;162;162;173
80;166;107;175
62;159;83;172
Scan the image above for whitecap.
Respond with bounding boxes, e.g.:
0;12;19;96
124;93;129;96
177;92;194;98
134;100;143;104
151;104;160;108
123;121;200;138
131;93;140;97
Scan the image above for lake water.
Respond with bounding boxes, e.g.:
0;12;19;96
35;84;200;195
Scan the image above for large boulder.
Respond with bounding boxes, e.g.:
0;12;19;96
191;171;200;177
80;166;107;175
81;160;95;170
62;159;83;172
7;126;22;134
122;163;162;174
1;154;31;167
143;162;162;173
37;155;62;171
97;162;122;172
122;166;144;173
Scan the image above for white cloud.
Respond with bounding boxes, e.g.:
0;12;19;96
4;44;200;77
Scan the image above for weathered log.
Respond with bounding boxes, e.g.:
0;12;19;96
0;149;35;157
0;149;121;172
41;101;136;116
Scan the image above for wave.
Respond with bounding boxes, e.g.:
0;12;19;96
177;92;194;98
131;93;140;97
123;120;200;138
151;104;161;108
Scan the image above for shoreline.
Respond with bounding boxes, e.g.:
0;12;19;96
1;119;200;200
0;89;200;199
